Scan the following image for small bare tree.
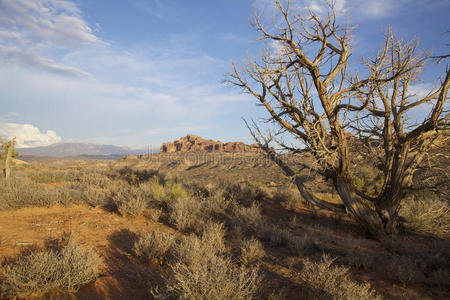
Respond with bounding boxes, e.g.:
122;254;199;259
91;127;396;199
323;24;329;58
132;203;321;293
227;1;449;236
1;137;16;178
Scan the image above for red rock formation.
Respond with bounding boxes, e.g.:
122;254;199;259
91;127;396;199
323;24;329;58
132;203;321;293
160;134;265;153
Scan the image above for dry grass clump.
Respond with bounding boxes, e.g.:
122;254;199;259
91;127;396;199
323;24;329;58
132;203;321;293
300;254;382;300
399;196;449;238
240;238;265;266
133;231;176;263
1;243;101;295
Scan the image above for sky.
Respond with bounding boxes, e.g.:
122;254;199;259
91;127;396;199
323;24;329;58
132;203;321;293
0;0;448;149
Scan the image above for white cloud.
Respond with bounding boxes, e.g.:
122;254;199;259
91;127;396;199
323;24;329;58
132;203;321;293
0;123;62;148
0;0;106;47
0;0;256;147
0;0;105;76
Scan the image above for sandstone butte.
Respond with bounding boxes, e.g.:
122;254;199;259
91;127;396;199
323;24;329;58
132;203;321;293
160;134;265;153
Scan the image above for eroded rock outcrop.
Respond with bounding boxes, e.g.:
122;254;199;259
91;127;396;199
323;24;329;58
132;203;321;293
160;134;265;153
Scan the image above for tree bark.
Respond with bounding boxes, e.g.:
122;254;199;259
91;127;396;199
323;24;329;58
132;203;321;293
334;176;385;236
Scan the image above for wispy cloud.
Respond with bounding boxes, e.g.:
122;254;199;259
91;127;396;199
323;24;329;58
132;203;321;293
253;0;412;20
0;0;106;76
0;0;262;147
0;45;89;77
133;0;178;20
0;0;106;47
0;123;62;148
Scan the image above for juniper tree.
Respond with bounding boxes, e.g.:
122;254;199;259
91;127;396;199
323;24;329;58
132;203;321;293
227;1;449;236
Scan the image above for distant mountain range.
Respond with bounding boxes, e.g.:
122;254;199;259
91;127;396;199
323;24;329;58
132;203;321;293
16;142;158;157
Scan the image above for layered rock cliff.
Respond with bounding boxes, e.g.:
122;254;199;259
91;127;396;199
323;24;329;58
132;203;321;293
160;135;265;153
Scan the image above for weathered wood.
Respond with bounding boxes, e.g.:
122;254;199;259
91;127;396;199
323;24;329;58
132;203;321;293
3;137;15;178
228;0;449;236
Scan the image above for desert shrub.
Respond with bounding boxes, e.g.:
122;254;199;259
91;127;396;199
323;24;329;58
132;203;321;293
155;254;262;300
64;168;116;190
350;164;384;197
225;182;266;206
231;202;264;234
273;187;303;210
288;232;314;256
149;208;163;222
1;243;101;295
166;182;189;203
0;177;60;210
141;178;189;209
169;197;202;231
81;186;111;207
343;248;375;270
114;189;146;216
399;195;449;238
139;178;167;209
200;221;227;254
175;222;227;266
30;169;69;183
133;231;176;263
201;193;233;218
240;238;265;266
258;223;293;247
300;254;382;300
388;255;423;285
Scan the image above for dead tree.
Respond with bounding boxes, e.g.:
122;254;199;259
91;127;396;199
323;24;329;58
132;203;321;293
2;137;15;179
227;1;449;236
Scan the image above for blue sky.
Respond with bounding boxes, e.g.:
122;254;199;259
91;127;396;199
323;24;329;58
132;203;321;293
0;0;448;149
